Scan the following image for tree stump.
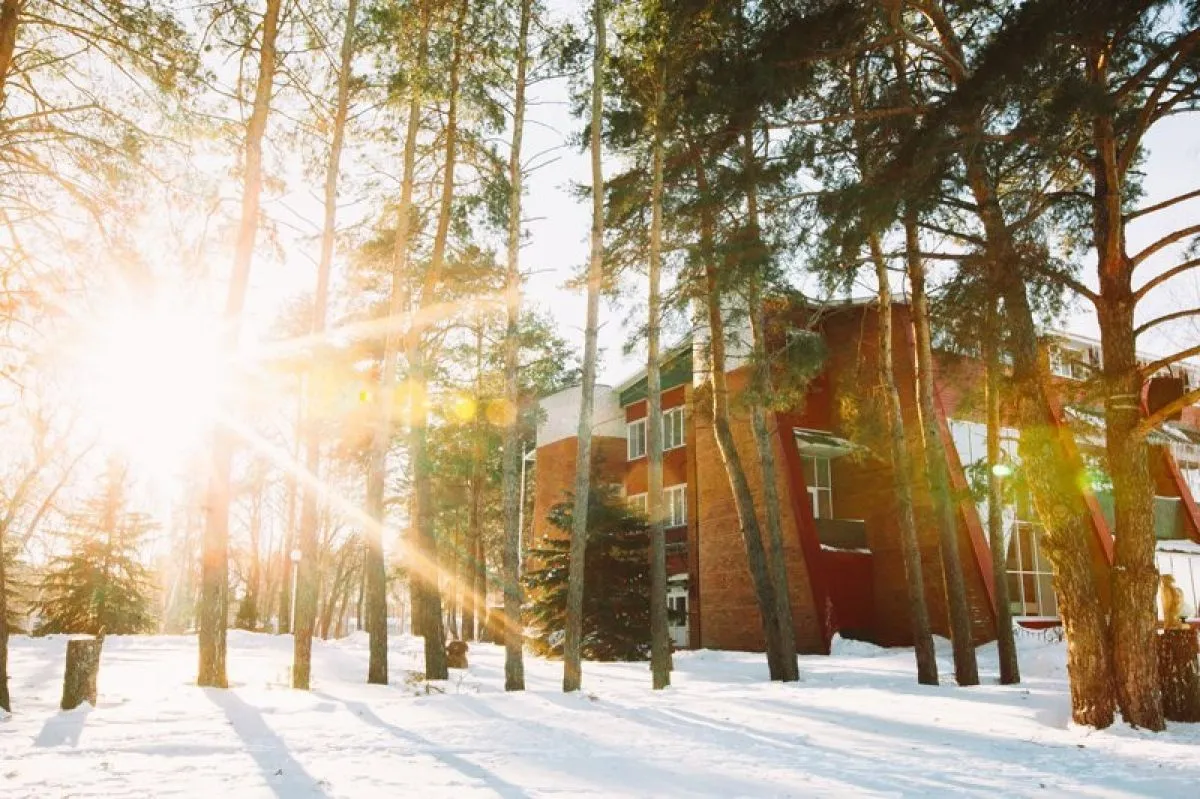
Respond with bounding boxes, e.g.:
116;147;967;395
446;640;469;669
61;636;103;711
1157;627;1200;723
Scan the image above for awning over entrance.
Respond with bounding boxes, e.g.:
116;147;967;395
793;428;859;458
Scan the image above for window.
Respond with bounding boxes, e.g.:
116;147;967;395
666;484;687;528
627;418;646;460
1007;520;1058;618
630;486;685;526
801;455;832;519
1049;348;1073;379
664;406;686;450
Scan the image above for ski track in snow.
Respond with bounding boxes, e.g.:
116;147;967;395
2;631;1198;797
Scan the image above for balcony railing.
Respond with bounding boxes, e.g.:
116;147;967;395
815;518;869;551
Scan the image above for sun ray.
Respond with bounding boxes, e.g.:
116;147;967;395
248;294;505;364
218;414;501;635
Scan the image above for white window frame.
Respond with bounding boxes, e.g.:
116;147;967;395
665;484;687;528
801;455;833;519
627;492;647;516
1007;520;1058;619
627;418;646;460
663;406;686;451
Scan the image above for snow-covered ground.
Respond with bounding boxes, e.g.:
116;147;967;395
2;631;1198;797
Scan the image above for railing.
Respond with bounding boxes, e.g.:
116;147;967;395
814;518;869;551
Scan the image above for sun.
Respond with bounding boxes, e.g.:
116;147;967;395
68;301;229;470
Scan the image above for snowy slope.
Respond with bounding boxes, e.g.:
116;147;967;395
2;631;1198;797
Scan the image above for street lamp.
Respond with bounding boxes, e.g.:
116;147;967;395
289;549;302;633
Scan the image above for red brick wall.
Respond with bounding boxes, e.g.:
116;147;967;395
530;435;627;550
694;367;826;653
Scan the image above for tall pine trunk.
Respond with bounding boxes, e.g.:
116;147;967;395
199;0;282;689
646;70;671;690
294;0;360;688
742;131;798;682
563;0;607;693
405;0;469;681
277;394;301;634
1002;266;1116;728
0;532;9;712
905;219;979;686
1090;69;1162;729
871;235;939;685
693;152;786;680
365;1;432;685
885;29;977;685
465;325;485;643
984;297;1020;685
920;0;1100;710
962;148;1115;726
501;0;531;694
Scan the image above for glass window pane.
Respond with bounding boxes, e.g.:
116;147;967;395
1037;573;1057;617
819;491;832;520
819;457;831;489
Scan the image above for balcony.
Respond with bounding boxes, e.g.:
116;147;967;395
815;518;869;552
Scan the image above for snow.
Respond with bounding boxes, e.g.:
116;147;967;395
3;632;1199;797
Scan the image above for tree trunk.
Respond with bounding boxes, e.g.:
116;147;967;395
403;0;467;683
871;235;939;686
364;2;434;689
277;399;301;634
465;325;485;644
645;72;672;691
957;143;1116;725
1091;82;1163;730
61;637;103;711
905;218;979;686
447;523;460;640
1158;628;1200;722
919;0;1111;718
695;152;785;679
741;133;798;682
504;0;530;682
0;532;10;712
294;0;360;689
563;0;606;694
985;298;1020;686
243;478;263;630
0;0;20;110
1002;267;1117;728
200;0;282;689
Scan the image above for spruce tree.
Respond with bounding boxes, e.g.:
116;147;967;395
525;489;654;662
35;477;157;637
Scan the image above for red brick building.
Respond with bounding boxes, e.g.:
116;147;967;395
531;300;1200;653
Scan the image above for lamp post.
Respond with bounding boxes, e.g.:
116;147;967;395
289;549;302;634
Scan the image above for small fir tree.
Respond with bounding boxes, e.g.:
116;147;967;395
525;488;656;662
34;480;157;636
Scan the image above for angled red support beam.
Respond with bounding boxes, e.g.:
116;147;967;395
1044;392;1115;564
1162;449;1200;543
776;412;835;654
1138;391;1200;544
931;385;998;621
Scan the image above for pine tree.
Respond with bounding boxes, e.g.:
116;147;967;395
563;0;609;694
35;476;157;637
526;489;653;662
199;0;285;690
